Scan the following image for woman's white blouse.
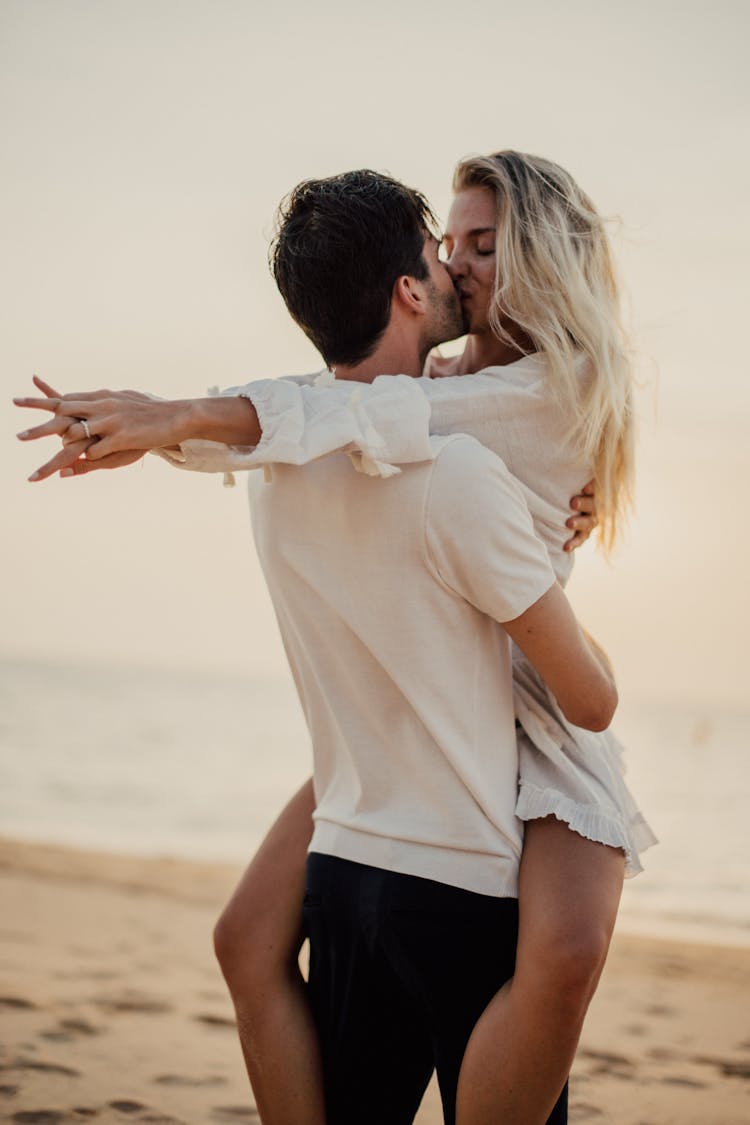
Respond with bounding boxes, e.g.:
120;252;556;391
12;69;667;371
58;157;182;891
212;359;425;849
154;355;593;585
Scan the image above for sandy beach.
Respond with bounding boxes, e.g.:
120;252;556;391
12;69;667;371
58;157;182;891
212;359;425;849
0;836;748;1125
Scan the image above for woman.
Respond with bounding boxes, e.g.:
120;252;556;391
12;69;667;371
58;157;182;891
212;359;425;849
16;152;655;1124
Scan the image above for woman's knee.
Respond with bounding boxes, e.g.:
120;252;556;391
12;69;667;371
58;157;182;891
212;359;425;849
214;882;304;997
518;821;624;1006
213;896;267;985
523;916;611;1009
553;924;610;994
213;902;245;977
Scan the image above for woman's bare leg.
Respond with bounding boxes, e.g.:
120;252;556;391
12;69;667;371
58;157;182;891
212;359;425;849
213;778;325;1125
456;816;625;1125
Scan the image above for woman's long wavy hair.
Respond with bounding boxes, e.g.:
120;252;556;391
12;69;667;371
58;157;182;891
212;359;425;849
453;151;634;550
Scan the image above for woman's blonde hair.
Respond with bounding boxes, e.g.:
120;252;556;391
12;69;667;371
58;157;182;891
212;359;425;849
453;150;634;550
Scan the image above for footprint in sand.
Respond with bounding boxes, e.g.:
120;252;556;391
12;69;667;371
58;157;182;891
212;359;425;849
139;1116;186;1124
5;1058;81;1078
662;1075;707;1088
211;1108;260;1121
40;1018;102;1043
577;1048;635;1080
193;1014;236;1029
578;1048;634;1069
154;1075;227;1088
569;1105;603;1120
645;1002;676;1017
95;993;171;1015
690;1052;750;1078
0;997;37;1011
10;1113;66;1124
720;1060;750;1080
646;1046;677;1061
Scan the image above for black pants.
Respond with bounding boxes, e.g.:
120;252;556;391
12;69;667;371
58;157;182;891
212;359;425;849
304;853;568;1125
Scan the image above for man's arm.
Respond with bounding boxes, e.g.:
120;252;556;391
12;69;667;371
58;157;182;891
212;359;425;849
424;438;615;731
504;585;617;732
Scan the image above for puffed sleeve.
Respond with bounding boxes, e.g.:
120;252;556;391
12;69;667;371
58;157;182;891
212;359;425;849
151;372;435;485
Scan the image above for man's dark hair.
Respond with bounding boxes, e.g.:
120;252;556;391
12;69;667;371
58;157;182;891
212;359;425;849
270;169;438;366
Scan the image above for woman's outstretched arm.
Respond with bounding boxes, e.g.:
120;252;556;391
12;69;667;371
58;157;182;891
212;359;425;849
14;370;435;482
14;375;262;481
15;375;598;548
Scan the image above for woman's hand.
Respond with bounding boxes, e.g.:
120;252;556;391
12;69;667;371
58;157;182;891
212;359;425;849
563;481;598;552
15;375;189;482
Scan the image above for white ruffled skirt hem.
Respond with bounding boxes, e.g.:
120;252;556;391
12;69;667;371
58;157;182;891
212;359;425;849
512;648;657;879
516;780;658;878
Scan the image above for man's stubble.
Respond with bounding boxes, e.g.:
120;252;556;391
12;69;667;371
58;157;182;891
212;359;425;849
424;280;468;356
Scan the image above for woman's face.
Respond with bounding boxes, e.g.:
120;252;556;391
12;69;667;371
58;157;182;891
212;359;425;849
442;186;497;335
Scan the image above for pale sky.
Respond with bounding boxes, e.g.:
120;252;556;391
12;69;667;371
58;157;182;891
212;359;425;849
2;0;749;706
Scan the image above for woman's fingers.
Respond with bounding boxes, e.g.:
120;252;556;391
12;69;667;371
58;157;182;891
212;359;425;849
17;416;73;442
31;375;118;401
14;395;62;413
27;439;92;482
60;450;146;476
32;375;62;398
564;478;598;550
570;479;598;516
571;494;597;516
15;396;96;415
563;514;597;552
61;420;99;446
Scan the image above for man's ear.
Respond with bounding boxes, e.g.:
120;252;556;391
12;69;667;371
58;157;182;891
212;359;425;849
392;273;427;317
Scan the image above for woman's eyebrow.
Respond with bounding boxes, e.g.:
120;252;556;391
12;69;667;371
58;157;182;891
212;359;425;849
444;226;496;238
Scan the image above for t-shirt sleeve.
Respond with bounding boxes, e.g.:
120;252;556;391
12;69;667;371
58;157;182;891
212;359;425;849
424;437;556;623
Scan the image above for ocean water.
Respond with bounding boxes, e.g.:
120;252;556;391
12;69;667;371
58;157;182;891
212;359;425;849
1;658;747;948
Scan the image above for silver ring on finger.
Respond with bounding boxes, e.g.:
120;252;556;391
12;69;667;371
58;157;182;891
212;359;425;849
78;418;92;440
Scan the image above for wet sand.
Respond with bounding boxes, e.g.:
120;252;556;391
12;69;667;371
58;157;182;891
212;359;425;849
0;836;748;1124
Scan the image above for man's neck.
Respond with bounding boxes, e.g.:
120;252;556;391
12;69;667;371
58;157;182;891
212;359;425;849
333;335;424;384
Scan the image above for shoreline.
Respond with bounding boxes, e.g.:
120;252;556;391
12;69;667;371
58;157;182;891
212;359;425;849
1;836;749;1123
3;831;748;952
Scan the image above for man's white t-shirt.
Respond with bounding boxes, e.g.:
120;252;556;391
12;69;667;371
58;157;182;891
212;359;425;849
250;433;556;898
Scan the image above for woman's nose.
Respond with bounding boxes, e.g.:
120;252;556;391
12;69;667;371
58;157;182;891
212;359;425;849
446;251;465;280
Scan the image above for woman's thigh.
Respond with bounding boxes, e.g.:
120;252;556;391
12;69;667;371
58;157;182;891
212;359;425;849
515;816;625;991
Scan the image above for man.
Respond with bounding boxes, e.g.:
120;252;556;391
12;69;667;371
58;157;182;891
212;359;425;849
15;171;611;1124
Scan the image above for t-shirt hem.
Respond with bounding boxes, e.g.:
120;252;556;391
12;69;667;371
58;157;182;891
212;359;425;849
310;821;519;899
